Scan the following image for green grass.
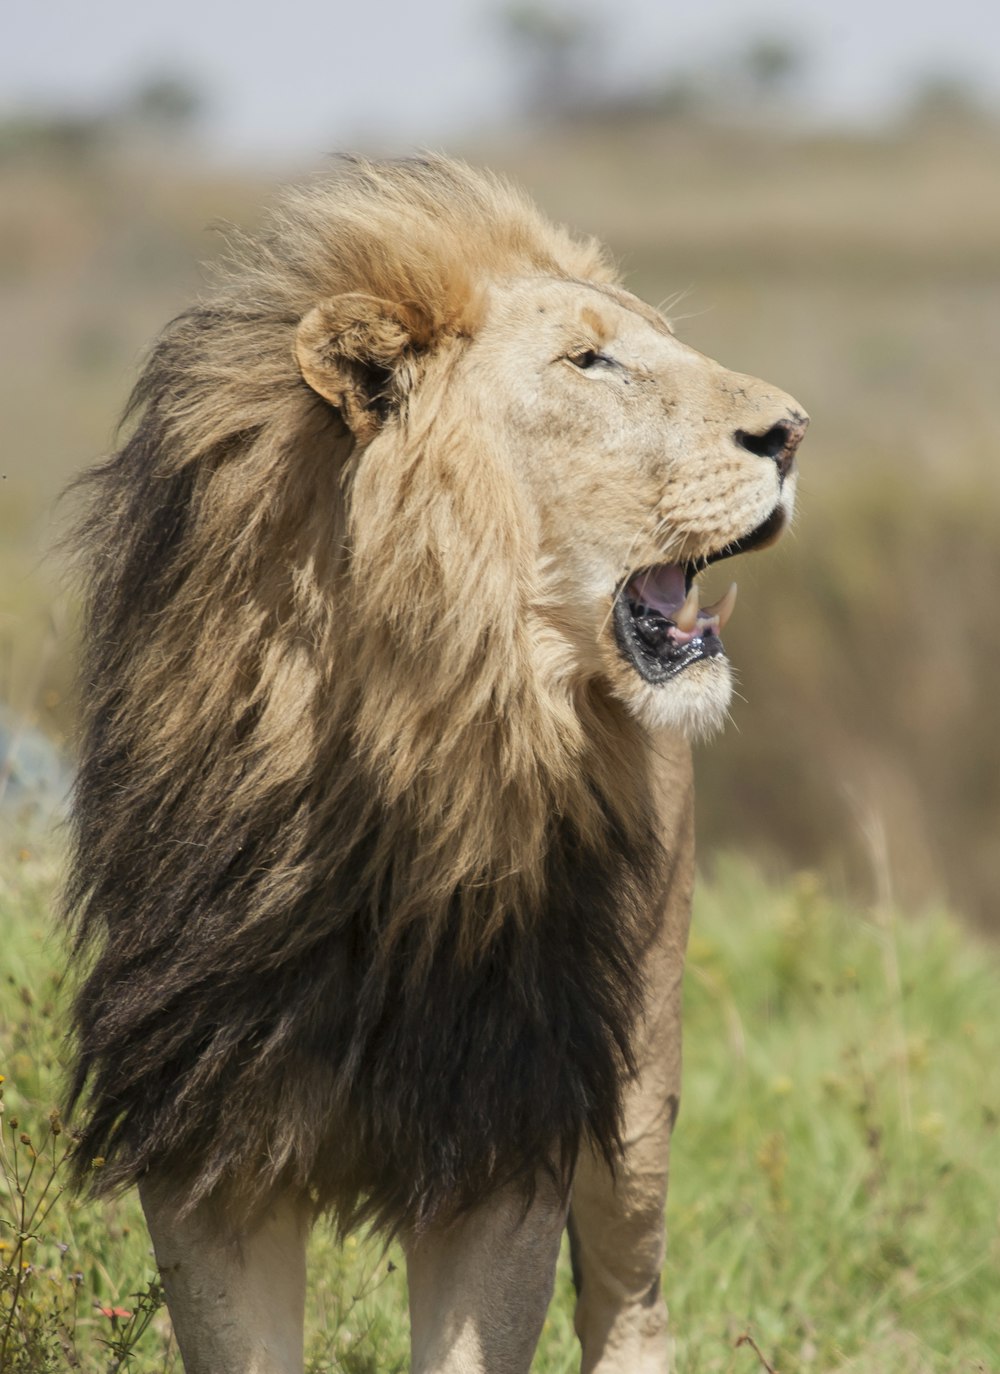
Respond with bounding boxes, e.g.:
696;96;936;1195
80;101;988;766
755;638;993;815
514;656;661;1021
1;828;997;1372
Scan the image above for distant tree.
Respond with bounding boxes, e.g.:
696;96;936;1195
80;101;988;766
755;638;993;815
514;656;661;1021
654;72;708;122
0;112;107;165
651;35;808;127
742;36;802;102
123;73;205;135
0;72;205;168
904;72;992;128
498;2;606;117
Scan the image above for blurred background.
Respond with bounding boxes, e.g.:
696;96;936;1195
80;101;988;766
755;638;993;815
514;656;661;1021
3;0;1000;929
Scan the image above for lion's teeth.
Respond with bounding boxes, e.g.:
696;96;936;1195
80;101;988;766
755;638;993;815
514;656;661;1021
674;584;700;633
702;582;738;630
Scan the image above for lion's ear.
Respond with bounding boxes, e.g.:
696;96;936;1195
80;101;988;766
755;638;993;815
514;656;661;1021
295;293;434;444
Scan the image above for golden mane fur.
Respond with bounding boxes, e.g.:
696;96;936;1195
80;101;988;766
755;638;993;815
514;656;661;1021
65;157;663;1231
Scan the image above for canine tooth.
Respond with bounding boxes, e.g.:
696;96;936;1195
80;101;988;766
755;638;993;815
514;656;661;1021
674;584;700;633
702;582;738;629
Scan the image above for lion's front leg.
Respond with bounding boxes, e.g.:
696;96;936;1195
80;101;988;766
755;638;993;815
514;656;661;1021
404;1174;568;1374
140;1178;311;1374
569;976;685;1374
568;1100;676;1374
570;746;694;1374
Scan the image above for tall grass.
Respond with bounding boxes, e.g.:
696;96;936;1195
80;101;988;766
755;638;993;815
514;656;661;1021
2;825;997;1372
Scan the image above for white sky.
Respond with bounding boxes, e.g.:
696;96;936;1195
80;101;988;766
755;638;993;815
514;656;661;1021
4;0;1000;161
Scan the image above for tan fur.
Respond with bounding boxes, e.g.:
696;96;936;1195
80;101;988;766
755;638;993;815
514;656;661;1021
66;156;807;1371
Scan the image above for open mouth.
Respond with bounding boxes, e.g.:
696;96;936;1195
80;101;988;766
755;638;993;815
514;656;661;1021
613;506;786;685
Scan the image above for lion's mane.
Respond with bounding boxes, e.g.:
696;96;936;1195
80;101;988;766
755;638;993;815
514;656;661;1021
65;158;669;1233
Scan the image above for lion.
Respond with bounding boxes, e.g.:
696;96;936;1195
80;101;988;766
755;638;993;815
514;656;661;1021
64;156;807;1374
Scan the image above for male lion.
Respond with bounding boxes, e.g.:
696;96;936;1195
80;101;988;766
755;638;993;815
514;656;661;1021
65;156;807;1373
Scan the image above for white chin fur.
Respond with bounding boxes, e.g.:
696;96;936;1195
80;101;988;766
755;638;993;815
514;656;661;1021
625;657;733;740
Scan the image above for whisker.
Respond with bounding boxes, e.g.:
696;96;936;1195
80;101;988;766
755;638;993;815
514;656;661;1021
598;524;647;639
656;286;694;320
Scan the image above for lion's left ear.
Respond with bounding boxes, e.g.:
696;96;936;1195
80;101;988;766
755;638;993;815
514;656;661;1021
295;293;434;445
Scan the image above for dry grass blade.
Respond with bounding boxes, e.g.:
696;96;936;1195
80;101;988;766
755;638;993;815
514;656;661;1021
735;1330;779;1373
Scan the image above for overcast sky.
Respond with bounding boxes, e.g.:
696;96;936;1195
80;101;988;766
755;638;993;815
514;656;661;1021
5;0;1000;161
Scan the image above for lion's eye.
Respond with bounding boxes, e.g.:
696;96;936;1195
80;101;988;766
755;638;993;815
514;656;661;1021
567;348;614;371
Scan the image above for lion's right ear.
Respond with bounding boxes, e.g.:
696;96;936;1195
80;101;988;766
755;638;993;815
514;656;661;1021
295;293;434;445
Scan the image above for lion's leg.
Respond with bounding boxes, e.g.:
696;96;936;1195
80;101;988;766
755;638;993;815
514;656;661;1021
140;1178;311;1374
404;1175;568;1374
568;1088;677;1374
570;740;695;1374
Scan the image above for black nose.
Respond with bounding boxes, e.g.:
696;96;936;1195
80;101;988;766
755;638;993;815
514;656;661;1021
735;412;809;480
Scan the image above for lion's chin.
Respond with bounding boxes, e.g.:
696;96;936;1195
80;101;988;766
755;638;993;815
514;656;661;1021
624;657;733;740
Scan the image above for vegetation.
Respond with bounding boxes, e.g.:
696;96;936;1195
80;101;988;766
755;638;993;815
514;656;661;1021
1;826;997;1371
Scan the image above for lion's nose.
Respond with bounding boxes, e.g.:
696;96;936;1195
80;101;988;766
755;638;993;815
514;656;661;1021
734;412;809;480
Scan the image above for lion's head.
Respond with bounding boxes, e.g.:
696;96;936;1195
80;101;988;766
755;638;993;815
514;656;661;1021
292;167;806;747
66;157;806;1229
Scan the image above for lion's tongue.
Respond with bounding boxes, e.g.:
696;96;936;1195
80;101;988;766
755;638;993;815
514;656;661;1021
630;565;687;619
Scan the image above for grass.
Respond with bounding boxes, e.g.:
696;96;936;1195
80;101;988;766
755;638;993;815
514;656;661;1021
1;823;997;1372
